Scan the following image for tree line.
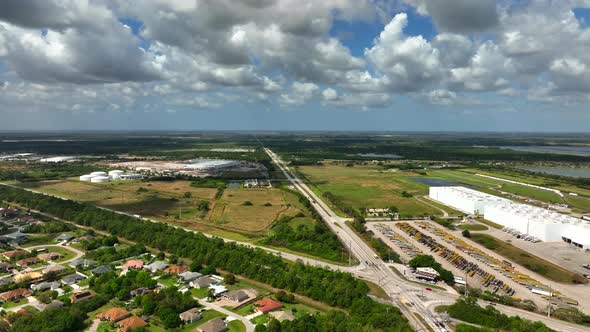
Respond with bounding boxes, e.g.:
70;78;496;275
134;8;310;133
0;185;412;331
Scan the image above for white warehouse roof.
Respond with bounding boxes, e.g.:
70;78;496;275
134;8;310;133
186;159;240;170
429;186;511;215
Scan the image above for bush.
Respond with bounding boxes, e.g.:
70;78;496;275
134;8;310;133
462;229;471;238
243;201;253;206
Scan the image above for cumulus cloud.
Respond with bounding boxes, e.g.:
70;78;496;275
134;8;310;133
0;0;590;118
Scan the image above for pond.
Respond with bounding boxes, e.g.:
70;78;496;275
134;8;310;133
500;146;590;157
519;167;590;178
408;177;477;188
358;153;403;159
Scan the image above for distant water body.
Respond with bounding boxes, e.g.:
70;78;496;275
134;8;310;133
500;145;590;157
519;166;590;178
358;153;403;159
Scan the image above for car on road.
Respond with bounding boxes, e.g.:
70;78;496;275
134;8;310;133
425;287;432;291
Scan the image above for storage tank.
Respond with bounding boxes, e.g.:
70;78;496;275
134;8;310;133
108;170;124;176
90;176;111;183
79;174;94;182
90;171;107;177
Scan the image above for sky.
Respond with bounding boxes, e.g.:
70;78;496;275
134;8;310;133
1;0;590;132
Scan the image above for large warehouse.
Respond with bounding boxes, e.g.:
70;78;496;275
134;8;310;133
430;186;590;248
428;186;511;215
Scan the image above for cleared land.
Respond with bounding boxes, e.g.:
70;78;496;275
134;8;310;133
470;233;587;285
17;180;305;238
297;164;438;217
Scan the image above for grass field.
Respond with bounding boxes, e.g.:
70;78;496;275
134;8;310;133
471;233;587;284
298;164;439;217
17;180;306;238
457;224;489;231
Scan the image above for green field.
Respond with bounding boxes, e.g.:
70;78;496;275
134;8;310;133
298;164;439;217
457;224;489;231
471;233;587;284
17;180;306;238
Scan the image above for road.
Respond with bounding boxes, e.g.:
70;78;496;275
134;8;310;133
264;148;443;331
264;148;590;332
197;298;255;332
3;173;590;331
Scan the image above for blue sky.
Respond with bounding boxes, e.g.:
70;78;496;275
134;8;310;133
0;0;590;132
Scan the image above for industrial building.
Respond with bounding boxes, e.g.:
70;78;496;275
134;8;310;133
428;186;511;215
430;186;590;248
80;170;143;183
486;204;590;247
187;159;240;171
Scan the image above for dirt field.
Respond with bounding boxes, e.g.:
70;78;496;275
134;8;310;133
297;164;438;217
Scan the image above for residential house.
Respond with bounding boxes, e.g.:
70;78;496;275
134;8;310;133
37;252;62;262
0;208;18;218
69;259;96;269
269;310;296;322
191;276;216;289
96;307;131;322
55;234;74;242
16;257;40;267
0;288;32;302
222;290;249;303
2;250;26;260
130;287;151;298
144;261;168;273
44;300;64;310
0;277;13;287
209;285;227;297
61;273;85;285
14;271;43;283
197;317;227;332
254;298;283;313
0;262;13;272
31;281;61;292
163;265;187;275
117;316;148;332
69;290;96;303
179;271;202;283
122;260;144;270
42;264;66;275
179;307;201;323
91;265;112;276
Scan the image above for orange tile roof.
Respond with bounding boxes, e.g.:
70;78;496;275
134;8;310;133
96;307;131;322
254;298;283;313
118;316;147;332
0;288;32;301
163;265;187;274
122;260;144;270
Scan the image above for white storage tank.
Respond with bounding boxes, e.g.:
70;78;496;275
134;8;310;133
108;170;124;176
90;171;107;177
79;174;94;182
90;176;111;183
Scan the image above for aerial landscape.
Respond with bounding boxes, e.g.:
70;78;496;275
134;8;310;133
1;1;590;332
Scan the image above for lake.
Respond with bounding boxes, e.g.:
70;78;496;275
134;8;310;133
519;167;590;178
358;153;403;159
500;146;590;157
408;177;477;188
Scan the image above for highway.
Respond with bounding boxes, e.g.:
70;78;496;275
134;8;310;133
3;167;590;331
264;148;590;332
264;148;443;331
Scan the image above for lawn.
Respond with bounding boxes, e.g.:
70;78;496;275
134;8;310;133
190;287;210;299
457;224;489;231
297;164;438;217
228;319;246;332
470;233;587;284
34;245;78;263
1;298;28;308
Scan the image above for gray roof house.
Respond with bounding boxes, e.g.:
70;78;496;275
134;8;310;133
91;265;112;276
179;307;201;323
55;234;74;242
197;317;227;332
223;290;249;303
69;259;96;269
31;281;61;292
191;276;216;289
61;273;85;285
144;261;168;273
179;271;202;282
